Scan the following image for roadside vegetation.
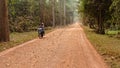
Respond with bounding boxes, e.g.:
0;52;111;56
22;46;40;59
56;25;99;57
0;29;52;52
83;26;120;68
77;0;120;67
0;0;76;42
78;0;120;35
0;0;77;51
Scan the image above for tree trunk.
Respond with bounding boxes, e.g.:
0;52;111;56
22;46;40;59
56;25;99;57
97;9;105;34
63;0;66;25
0;0;10;42
59;0;63;26
52;0;55;27
39;0;45;23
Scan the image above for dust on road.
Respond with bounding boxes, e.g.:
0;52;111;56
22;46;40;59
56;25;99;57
0;23;109;68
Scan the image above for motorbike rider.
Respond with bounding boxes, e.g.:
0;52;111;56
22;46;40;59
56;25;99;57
38;23;45;38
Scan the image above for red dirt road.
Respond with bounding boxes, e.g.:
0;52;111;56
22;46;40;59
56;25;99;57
0;23;109;68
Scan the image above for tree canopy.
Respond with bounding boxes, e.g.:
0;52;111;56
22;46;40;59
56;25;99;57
7;0;76;32
77;0;120;34
0;0;78;42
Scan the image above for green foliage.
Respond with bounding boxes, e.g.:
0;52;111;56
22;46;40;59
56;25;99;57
110;0;120;29
8;0;75;32
78;0;112;34
78;0;120;34
107;31;119;35
8;0;40;32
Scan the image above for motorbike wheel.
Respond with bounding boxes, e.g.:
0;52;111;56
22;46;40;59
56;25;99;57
41;33;43;38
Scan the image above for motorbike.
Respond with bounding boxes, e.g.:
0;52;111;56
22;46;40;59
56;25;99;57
38;28;45;38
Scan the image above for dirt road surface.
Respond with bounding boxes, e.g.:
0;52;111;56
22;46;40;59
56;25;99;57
0;23;109;68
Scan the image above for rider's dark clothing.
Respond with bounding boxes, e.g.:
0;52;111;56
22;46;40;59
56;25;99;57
38;23;45;37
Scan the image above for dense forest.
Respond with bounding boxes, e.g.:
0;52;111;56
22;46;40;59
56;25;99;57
0;0;77;42
1;0;120;41
77;0;120;67
78;0;120;34
8;0;76;32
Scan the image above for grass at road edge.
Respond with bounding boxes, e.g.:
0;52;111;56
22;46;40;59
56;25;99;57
0;29;53;52
82;25;120;68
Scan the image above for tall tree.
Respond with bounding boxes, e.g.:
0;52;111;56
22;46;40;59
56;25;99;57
78;0;112;34
0;0;9;42
63;0;66;25
110;0;120;29
52;0;55;27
